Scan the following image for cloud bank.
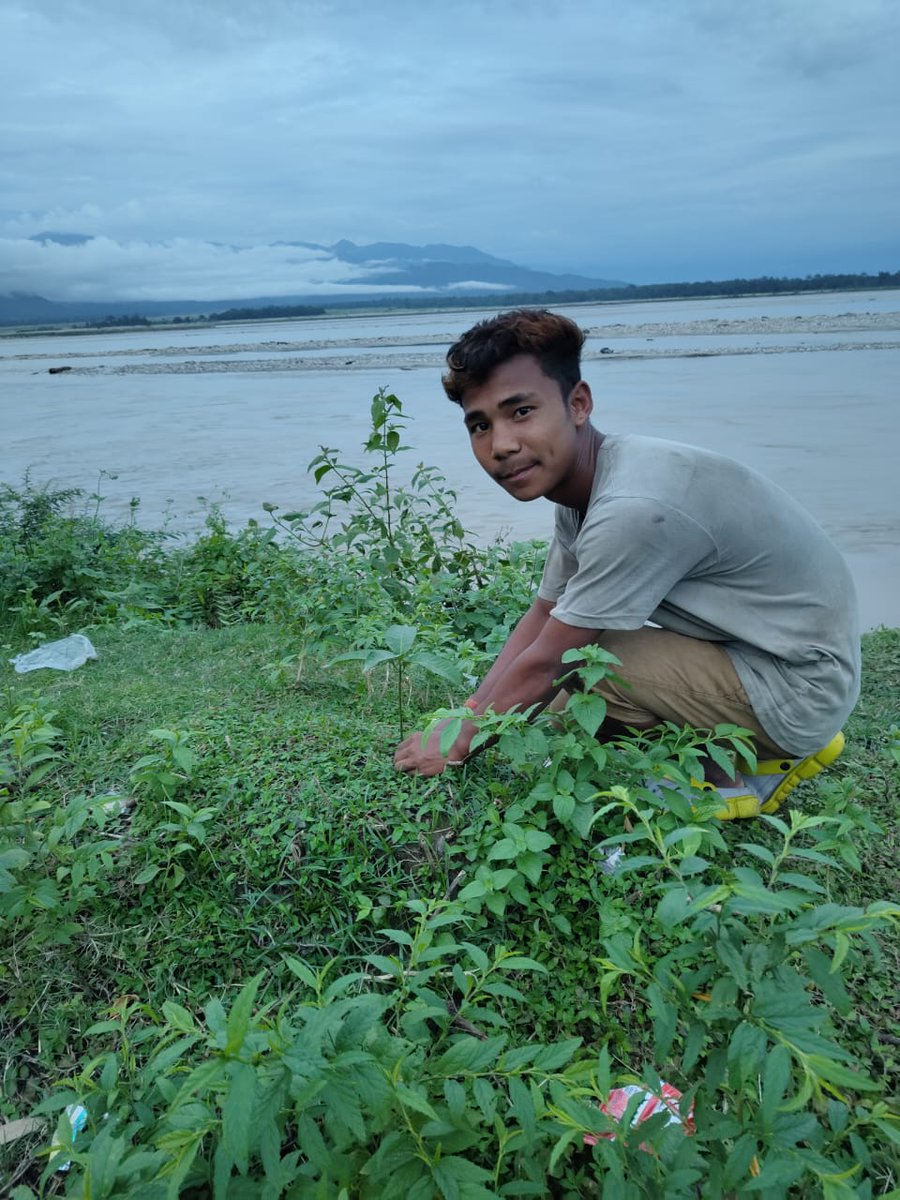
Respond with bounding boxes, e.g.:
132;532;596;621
1;236;443;302
1;0;897;293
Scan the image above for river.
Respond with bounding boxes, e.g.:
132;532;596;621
2;289;898;629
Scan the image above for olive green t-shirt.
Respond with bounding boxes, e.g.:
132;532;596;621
537;434;860;755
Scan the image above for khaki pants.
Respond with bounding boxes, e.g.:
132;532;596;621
559;626;787;758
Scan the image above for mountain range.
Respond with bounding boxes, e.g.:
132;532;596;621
0;234;627;324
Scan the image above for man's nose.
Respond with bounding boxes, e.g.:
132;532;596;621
491;421;520;459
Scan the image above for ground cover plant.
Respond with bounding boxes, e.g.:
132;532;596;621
1;393;898;1198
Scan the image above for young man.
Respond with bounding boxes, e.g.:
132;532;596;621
393;309;860;817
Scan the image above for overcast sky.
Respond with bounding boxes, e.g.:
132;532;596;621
2;0;898;301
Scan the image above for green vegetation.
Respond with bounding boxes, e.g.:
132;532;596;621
326;270;900;315
4;269;897;333
84;315;153;329
1;397;898;1197
81;304;326;331
169;305;328;325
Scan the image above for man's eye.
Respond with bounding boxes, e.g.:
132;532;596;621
513;405;534;418
469;421;489;434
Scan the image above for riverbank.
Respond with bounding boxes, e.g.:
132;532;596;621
2;452;898;1191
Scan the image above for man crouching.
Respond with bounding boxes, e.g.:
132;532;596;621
393;309;860;817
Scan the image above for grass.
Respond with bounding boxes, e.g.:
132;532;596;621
1;621;898;1192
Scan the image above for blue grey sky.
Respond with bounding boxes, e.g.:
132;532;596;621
2;0;898;301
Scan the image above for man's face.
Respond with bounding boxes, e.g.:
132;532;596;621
460;354;592;503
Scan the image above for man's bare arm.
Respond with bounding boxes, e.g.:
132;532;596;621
466;596;554;707
467;615;602;717
394;611;602;775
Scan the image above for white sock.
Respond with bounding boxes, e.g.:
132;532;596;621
743;768;793;803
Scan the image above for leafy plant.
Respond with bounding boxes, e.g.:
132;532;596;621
1;694;66;792
330;623;462;736
0;474;167;639
0;694;115;950
18;900;699;1197
129;728;197;804
270;389;480;590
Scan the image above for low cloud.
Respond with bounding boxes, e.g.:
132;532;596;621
0;236;439;301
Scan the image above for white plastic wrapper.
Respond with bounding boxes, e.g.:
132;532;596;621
50;1104;88;1171
10;634;98;674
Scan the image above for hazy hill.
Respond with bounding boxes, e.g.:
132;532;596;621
1;235;626;324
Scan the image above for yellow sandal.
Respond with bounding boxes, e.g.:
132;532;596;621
738;732;845;814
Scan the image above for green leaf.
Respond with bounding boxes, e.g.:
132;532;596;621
730;881;801;915
548;1127;580;1172
434;1035;506;1075
497;955;547;973
171;1057;228;1110
362;648;399;671
0;848;29;870
379;928;414;947
683;1020;707;1073
872;1117;900;1148
487;838;519;862
222;1060;256;1174
532;1038;582;1070
515;850;545;886
508;1076;536;1144
596;1044;611;1098
395;1082;439;1120
805;1054;880;1093
224;971;264;1056
738;842;776;866
409;651;462;684
523;829;554;852
328;649;382;666
727;1021;767;1088
648;982;677;1060
283;956;319;990
705;741;738;779
365;954;404;977
568;692;607;738
802;946;851;1016
162;1001;197;1033
460;942;490;971
552;793;575;822
384;625;417;654
431;1155;494;1193
761;1044;792;1128
473;1077;497;1122
656;886;691;930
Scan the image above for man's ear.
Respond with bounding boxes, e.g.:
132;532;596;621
568;380;593;426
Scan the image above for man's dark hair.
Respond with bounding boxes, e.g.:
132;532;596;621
442;308;585;406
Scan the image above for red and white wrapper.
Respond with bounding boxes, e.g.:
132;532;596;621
584;1082;695;1146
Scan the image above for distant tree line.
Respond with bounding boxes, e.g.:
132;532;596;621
198;303;326;322
327;269;900;313
85;313;152;328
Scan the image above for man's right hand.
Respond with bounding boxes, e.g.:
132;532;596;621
393;718;474;777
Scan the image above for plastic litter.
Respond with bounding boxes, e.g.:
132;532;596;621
50;1104;87;1171
598;845;626;875
10;634;98;674
97;791;132;817
585;1081;695;1147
